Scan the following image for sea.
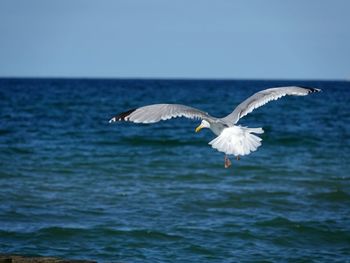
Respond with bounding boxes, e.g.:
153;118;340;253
0;78;349;262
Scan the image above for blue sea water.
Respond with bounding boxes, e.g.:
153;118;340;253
0;78;349;262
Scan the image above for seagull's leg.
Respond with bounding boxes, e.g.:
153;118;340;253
236;156;240;161
224;155;232;168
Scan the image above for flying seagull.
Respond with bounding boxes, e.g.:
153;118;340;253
109;86;320;168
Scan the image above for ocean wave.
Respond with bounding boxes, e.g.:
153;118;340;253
255;217;350;243
309;190;350;202
121;137;205;147
1;226;185;242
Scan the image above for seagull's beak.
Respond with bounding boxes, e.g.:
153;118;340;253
195;124;204;133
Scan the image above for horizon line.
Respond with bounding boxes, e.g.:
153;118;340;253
0;76;348;82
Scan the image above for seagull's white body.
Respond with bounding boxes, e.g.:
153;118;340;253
109;86;320;166
208;125;264;156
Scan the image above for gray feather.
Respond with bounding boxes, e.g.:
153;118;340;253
109;104;213;124
220;86;321;125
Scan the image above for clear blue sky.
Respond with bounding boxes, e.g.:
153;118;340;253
1;0;349;79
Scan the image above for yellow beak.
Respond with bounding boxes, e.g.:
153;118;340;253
195;124;204;133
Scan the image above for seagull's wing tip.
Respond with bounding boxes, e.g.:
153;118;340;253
312;88;322;93
299;86;322;93
109;117;116;123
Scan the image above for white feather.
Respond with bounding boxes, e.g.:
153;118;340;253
209;126;264;156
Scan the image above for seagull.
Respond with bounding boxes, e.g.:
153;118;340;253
109;86;320;168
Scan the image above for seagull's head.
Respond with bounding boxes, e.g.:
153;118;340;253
195;120;210;133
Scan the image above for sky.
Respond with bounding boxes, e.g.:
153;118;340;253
0;0;349;79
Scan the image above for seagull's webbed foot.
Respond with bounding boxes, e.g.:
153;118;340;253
224;155;232;169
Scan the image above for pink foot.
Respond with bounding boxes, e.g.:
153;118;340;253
224;155;232;168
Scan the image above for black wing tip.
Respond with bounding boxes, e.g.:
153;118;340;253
109;108;137;123
300;86;322;93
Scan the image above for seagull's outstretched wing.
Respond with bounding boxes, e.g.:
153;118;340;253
109;104;212;124
221;86;321;125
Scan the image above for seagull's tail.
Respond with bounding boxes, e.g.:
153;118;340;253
209;126;264;156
